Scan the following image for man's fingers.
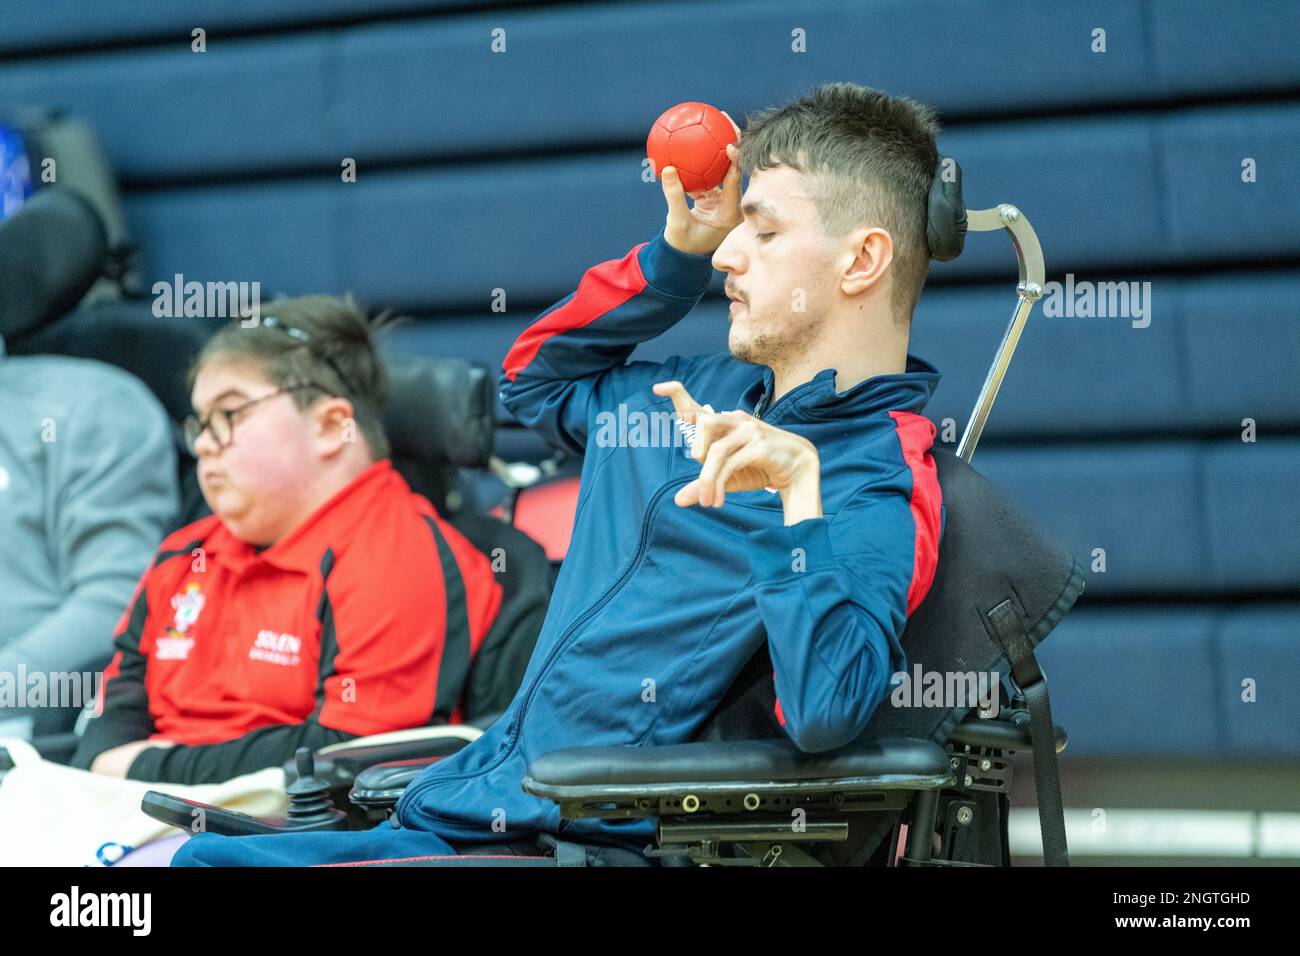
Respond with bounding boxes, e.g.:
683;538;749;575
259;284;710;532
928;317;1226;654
711;442;765;506
720;110;742;141
674;478;702;508
720;143;742;210
679;426;765;510
690;409;740;463
691;410;751;487
688;144;740;206
652;380;701;423
699;418;760;505
720;111;742;204
695;427;748;506
659;164;689;211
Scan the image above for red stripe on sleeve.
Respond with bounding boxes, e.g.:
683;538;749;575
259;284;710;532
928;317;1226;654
888;411;944;616
502;242;650;382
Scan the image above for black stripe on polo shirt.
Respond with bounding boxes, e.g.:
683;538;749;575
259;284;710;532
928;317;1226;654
114;588;152;684
70;538;206;768
313;547;340;717
422;515;471;724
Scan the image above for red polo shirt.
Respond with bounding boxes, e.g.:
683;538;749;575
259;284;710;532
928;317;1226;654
71;460;502;784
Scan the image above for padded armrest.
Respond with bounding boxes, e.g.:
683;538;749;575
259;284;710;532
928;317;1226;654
523;737;954;819
350;756;444;811
318;724;483;756
285;727;481;789
948;710;1068;753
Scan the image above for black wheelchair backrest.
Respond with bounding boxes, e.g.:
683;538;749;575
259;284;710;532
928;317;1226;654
863;447;1085;744
697;447;1085;747
0;186;106;342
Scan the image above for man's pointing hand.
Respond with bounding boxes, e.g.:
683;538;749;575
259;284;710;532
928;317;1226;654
653;380;823;525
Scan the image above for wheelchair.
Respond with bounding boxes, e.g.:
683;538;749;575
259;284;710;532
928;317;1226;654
135;163;1084;868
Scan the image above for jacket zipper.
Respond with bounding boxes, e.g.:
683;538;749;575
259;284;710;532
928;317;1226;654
756;377;818;424
399;476;691;812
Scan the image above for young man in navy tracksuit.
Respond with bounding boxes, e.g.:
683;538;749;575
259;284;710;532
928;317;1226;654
174;81;946;866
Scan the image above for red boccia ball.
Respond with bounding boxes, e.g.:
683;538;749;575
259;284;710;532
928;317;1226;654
646;102;737;193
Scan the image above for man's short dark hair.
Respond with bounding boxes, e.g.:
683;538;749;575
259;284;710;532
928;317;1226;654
190;294;391;460
739;82;941;322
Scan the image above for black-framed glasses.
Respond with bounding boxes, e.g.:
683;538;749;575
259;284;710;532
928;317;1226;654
183;383;329;455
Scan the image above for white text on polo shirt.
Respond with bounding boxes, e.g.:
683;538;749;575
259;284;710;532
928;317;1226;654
156;637;195;660
249;630;302;667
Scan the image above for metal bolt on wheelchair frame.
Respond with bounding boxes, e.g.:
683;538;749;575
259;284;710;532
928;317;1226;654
644;788;916;867
945;743;1013;794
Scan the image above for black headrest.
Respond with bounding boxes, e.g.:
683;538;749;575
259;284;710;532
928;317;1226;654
384;356;495;469
0;187;106;340
926;155;968;262
8;299;495;469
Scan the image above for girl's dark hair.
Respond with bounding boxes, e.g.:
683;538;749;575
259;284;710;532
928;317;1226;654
189;294;391;460
739;82;941;322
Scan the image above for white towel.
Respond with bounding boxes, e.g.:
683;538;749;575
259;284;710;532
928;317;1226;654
0;737;288;866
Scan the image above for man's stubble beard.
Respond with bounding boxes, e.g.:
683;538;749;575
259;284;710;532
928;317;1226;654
729;305;827;377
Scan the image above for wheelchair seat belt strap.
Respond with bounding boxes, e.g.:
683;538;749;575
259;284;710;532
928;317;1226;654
535;832;590;867
986;599;1070;867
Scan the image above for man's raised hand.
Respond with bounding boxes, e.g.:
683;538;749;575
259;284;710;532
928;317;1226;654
659;110;743;257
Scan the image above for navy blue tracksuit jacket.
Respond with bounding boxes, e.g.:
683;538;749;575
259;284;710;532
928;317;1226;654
173;227;945;866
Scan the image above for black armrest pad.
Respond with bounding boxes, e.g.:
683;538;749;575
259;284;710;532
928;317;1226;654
527;737;950;790
350;756;445;810
287;736;473;790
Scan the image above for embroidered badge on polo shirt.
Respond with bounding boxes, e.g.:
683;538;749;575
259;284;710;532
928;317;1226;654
156;582;205;660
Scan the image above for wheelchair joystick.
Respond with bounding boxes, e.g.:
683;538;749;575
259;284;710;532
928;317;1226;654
141;748;350;836
285;748;348;827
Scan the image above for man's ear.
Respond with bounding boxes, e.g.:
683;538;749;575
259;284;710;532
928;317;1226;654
313;396;358;457
840;227;893;297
